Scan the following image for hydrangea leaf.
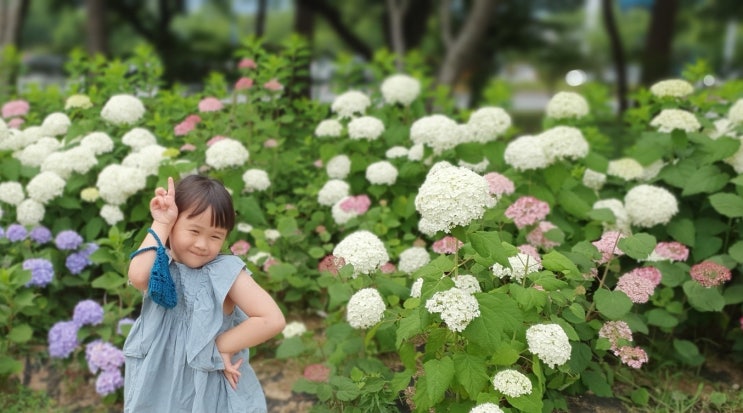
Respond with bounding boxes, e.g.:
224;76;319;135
541;250;581;279
329;376;361;401
594;289;632;319
723;284;743;305
422;356;455;406
646;308;679;328
667;218;695;246
681;165;729;196
709;193;743;218
682;281;725;312
673;339;705;366
463;293;522;348
452;353;489;397
617;233;656;260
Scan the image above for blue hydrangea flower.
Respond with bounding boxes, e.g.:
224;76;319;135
72;299;104;326
65;252;90;275
95;368;124;396
22;258;54;287
82;242;99;256
54;230;84;250
85;340;125;374
117;317;135;335
6;224;27;242
48;320;80;358
29;226;53;244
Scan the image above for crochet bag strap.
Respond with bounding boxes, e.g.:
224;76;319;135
129;228;177;309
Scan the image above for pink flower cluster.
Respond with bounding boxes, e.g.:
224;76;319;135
518;244;541;264
504;196;550;229
174;114;201;136
628;266;662;287
303;363;330;382
432;236;463;254
339;195;371;215
599;320;648;369
206;135;227;146
615;271;656;303
616;346;649;369
230;240;251;256
198;97;224;112
526;221;560;249
238;58;257;69
483;172;515;198
690;261;731;288
592;231;626;264
318;255;346;275
379;262;396;273
653;241;689;261
2;99;30;118
263;78;283;91
235;77;254;91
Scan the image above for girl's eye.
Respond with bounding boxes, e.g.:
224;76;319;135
189;230;199;234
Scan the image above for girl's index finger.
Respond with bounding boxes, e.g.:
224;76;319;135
167;177;175;197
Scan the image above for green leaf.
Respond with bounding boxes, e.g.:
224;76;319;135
709;193;743;218
541;250;581;278
327;283;353;311
683;281;725;312
617;233;656;260
646;308;679;328
509;284;547;311
463;293;522;347
330;376;361;401
91;272;127;290
0;356;23;375
594;289;633;319
631;388;650;406
698;136;740;162
8;324;33;343
667;218;695;246
452;353;489;397
673;339;704;366
723;284;743;305
275;336;306;359
423;356;455;406
490;343;521;365
581;369;613;397
557;189;591;219
681;165;729;196
728;241;743;263
396;308;422;348
507;385;544;413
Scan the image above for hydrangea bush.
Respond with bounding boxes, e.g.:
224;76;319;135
1;38;743;412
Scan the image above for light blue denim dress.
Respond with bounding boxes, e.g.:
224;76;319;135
123;254;267;412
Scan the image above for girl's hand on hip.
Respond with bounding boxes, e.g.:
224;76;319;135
220;351;243;390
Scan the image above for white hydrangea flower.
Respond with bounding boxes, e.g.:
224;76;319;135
607;158;644;181
650;109;700;133
314;119;343;138
724;144;743;173
649;79;694;98
470;403;505;413
624;184;678;228
397;246;431;274
236;222;253;233
464;106;512;143
708;118;736;140
13;137;61;167
242;168;271;192
582;169;606;191
640;159;665;181
247;251;273;266
526;323;572;368
16;198;45;226
728;99;743;125
410;278;424;298
385;146;409;159
65;94;93;110
333;230;389;276
101;94;146;125
504;135;550;171
331;90;371;119
425;287;480;332
100;204;124;226
366;160;398;185
80;131;114;155
457;157;489;173
346;287;386;329
348;116;385;140
410;114;462;154
331;197;359;225
545;91;589;119
593;198;631;234
0;128;24;151
122;145;166;177
122;127;158;150
41;112;71;136
381;74;421;106
20;125;44;146
326;154;351;179
26;171;65;204
492;253;542;282
453;274;481;294
205;138;249;170
264;229;281;243
415;161;494;236
538;126;589;162
317;179;350;206
407;143;424;161
96;164;147;205
0;181;25;205
282;321;307;338
42;146;98;178
492;369;533;398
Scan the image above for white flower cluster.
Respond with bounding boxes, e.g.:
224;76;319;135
582;169;606;191
17;199;45;226
331;90;371;119
463;107;512;143
410;114;462;154
42;146;98;178
41;112;71;136
469;403;505;413
96;164;147;205
650;109;700;133
26;171;66;204
607;157;644;181
425;287;480;332
65;94;93;109
326;154;351;179
457;157;490;173
0;181;25;205
100;204;124;225
503;135;549;171
397;246;431;274
366;160;398;185
624;184;678;228
264;229;281;243
381;74;421;106
331;197;359;225
725;145;743;173
453;274;481;294
314;119;343;138
80;132;115;155
14;137;61;167
348;116;385;140
410;278;424;298
545;91;589;119
205;138;249;170
415;162;494;236
492;253;542;282
282;321;308;338
525;323;572;368
242;168;271;192
346;288;386;329
538;126;589;162
407;143;424;161
649;79;694;98
0;128;22;151
332;230;389;276
728;99;743;125
122;128;157;151
492;369;533;397
317;179;350;206
385;146;409;159
593;199;631;234
122;145;166;177
101;94;146;125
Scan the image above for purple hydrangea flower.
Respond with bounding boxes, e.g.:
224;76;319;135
0;226;5;239
54;230;84;250
48;320;80;358
29;226;53;244
65;252;90;275
95;368;124;396
85;340;125;374
6;224;27;242
72;299;104;326
22;258;54;287
82;242;99;256
117;317;135;335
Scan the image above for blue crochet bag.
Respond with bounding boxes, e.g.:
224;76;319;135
130;228;177;309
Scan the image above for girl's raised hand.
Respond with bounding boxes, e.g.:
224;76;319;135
150;177;178;226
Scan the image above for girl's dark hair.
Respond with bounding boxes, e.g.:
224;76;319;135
174;175;235;232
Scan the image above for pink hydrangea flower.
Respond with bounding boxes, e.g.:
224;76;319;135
206;135;227;146
598;320;633;354
592;231;626;264
339;195;371;214
483;172;515;198
629;266;662;287
689;261;731;288
313;159;323;168
235;77;254;90
504;196;550;229
8;117;24;128
263;78;283;91
238;58;257;69
303;364;330;382
526;221;560;249
616;346;648;369
615;272;656;303
432;236;463;254
174;120;196;136
230;240;251;256
379;262;396;273
263;138;278;148
198;97;224;112
2;99;30;118
518;244;542;264
185;114;202;124
318;255;345;275
262;257;278;272
180;143;197;152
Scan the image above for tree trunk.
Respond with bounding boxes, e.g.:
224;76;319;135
0;0;28;47
292;0;314;99
386;0;410;71
601;0;627;114
640;0;678;85
85;0;108;56
255;0;268;37
436;0;497;87
299;0;372;60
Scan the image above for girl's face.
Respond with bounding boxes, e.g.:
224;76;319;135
169;207;228;268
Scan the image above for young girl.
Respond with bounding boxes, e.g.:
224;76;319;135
123;175;286;413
